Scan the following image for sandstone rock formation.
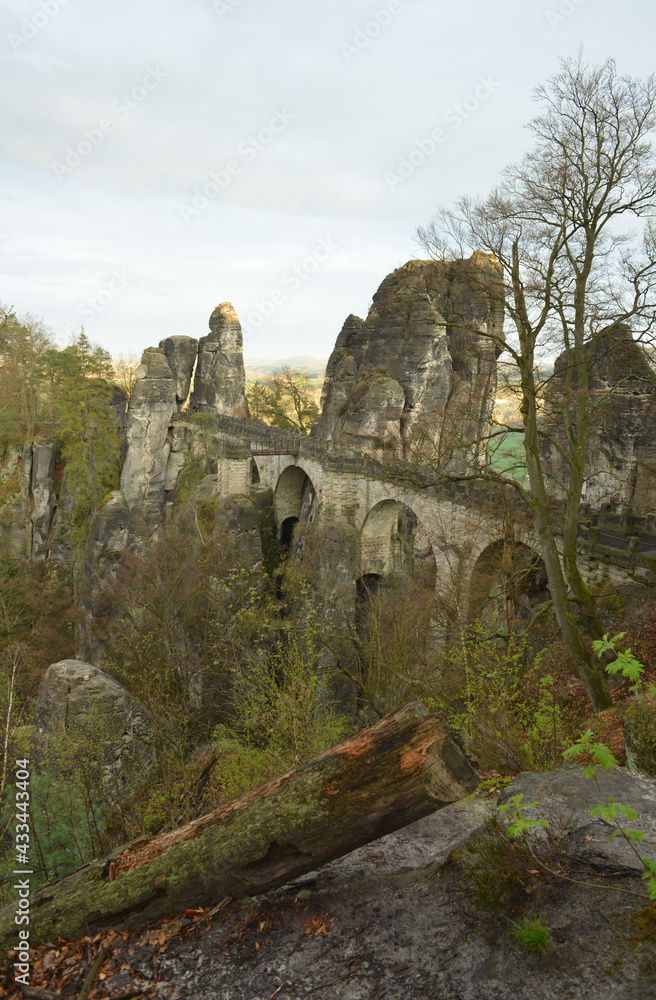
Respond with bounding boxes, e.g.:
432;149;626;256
540;324;656;513
314;255;504;465
83;490;131;577
119;341;196;530
34;659;155;795
117;306;249;536
191;302;249;418
623;693;656;776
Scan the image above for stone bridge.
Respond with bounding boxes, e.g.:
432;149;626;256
77;255;656;631
212;414;656;607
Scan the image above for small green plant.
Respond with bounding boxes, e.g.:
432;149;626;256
592;632;648;693
509;914;551;953
526;675;563;768
561;634;656;899
454;804;567;917
498;793;548;836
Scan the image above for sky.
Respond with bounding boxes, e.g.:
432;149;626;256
1;0;655;362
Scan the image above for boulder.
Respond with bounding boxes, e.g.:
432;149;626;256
34;659;155;795
498;761;656;830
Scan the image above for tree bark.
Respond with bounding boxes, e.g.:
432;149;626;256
0;701;477;951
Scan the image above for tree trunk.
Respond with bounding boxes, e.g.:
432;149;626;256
0;701;477;951
519;353;612;714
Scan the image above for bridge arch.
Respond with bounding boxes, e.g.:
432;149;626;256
358;499;435;583
468;536;547;630
274;464;317;546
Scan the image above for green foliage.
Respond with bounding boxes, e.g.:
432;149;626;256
0;305;53;445
0;560;74;823
210;583;349;800
354;570;440;720
177;452;211;506
91;514;351;838
563;729;620;775
0;720;116;901
499;793;548;837
559;635;656;899
526;676;563;768
592;632;645;692
428;631;575;774
36;333;121;561
509;914;551;953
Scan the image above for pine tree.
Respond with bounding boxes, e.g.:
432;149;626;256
36;332;121;563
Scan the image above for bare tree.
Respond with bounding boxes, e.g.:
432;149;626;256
246;366;320;433
417;54;656;712
112;353;140;404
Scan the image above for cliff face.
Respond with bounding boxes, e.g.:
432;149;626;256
540;325;656;513
313;255;503;465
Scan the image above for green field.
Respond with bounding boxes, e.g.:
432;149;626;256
488;431;527;483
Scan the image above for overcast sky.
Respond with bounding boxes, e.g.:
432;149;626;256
1;0;655;362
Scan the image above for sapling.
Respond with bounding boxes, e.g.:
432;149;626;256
502;634;656;899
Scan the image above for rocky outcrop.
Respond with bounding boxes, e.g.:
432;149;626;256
191;303;249;418
161;336;198;406
623;693;656;775
83;491;131;577
118;306;249;536
119;345;188;529
34;659;155;795
23;441;57;559
0;446;28;559
540;325;656;513
314;255;503;464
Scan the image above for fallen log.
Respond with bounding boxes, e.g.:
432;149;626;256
0;700;477;950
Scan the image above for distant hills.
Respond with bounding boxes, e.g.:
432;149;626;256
244;356;328;378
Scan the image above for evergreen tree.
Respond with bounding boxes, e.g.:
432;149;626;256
36;332;121;562
0;305;53;448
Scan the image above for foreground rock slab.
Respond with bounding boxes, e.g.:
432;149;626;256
149;766;656;1000
0;701;477;951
